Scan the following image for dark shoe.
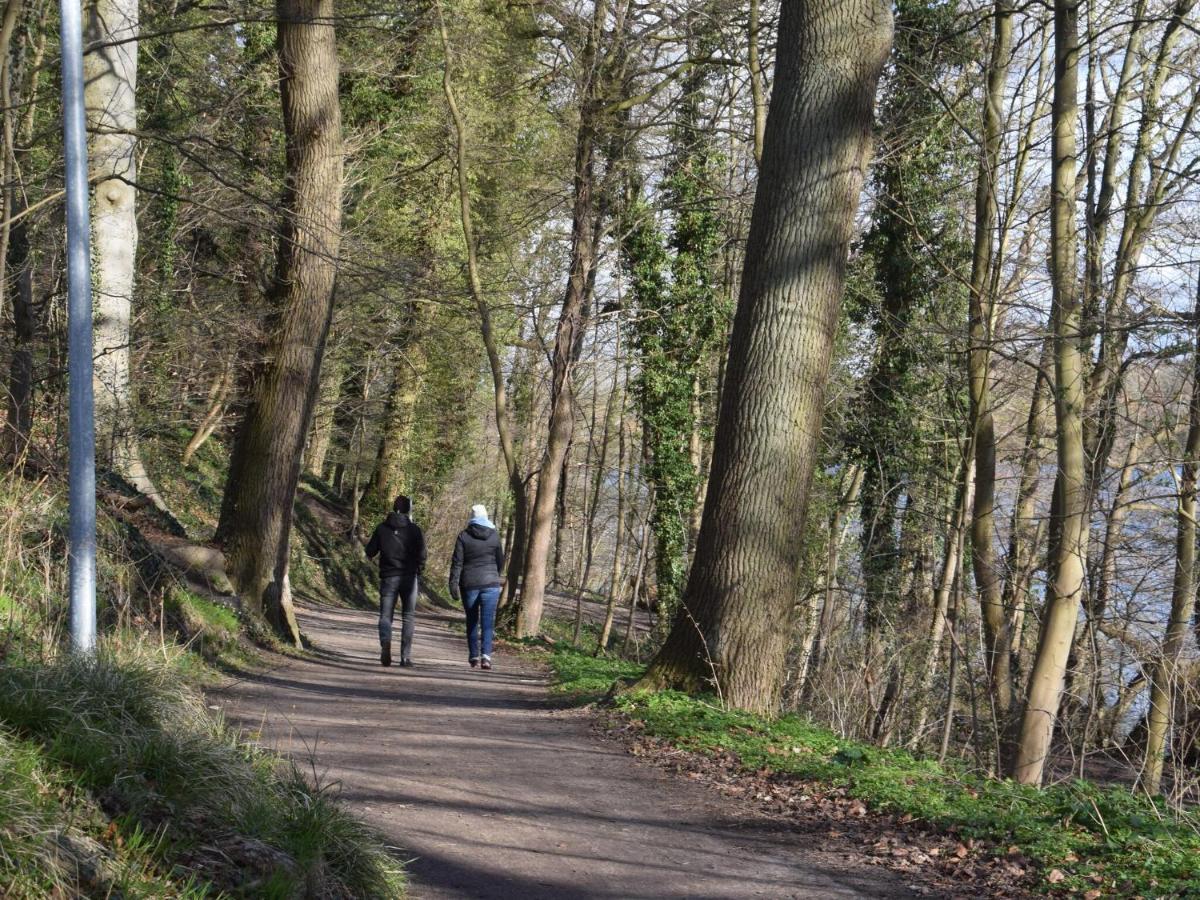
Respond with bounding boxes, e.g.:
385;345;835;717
480;656;492;671
381;643;392;667
469;657;479;668
400;658;414;668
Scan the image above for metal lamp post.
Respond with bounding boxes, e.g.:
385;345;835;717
58;0;97;652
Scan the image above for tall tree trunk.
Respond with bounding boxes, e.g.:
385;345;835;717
797;463;863;698
85;0;167;509
436;0;531;607
305;352;343;477
1012;0;1085;785
969;0;1015;728
1142;276;1200;795
635;0;892;713
365;345;425;506
181;361;233;466
999;333;1053;689
514;1;611;638
747;0;767;166
217;0;343;645
597;408;628;655
3;1;44;463
910;449;974;747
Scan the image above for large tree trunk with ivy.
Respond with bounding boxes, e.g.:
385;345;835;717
623;55;724;631
84;0;168;510
635;0;892;713
217;0;343;645
1012;0;1085;785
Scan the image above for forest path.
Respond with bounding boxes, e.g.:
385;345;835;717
216;602;922;899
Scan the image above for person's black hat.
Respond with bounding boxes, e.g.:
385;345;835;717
393;495;412;514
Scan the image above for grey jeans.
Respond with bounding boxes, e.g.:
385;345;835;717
379;573;418;661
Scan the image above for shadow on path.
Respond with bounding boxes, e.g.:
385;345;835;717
215;603;922;899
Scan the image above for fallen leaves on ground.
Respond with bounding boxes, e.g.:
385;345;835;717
596;712;1041;899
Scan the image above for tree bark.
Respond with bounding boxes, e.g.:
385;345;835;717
182;361;233;467
800;463;862;696
436;0;531;607
514;1;612;638
969;0;1015;726
1142;274;1200;795
635;0;893;713
1012;0;1085;785
85;0;168;510
217;0;343;645
304;351;343;477
365;345;424;506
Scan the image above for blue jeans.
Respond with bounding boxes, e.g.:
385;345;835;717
462;585;500;660
379;573;418;661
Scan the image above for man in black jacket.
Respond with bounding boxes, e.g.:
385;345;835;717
448;504;505;670
365;495;426;667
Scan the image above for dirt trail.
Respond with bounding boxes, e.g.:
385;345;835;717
216;602;924;899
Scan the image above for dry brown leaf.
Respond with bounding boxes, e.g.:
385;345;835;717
1046;869;1066;884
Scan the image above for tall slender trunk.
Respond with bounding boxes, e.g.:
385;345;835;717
597;411;628;654
1013;0;1085;785
514;1;612;638
573;350;618;645
85;0;167;510
305;352;343;477
622;494;653;657
636;0;893;713
365;345;425;506
181;361;233;466
800;463;863;696
911;448;975;746
3;2;44;463
747;0;767;166
999;333;1053;690
1142;275;1200;795
436;0;530;606
969;0;1015;725
217;0;343;645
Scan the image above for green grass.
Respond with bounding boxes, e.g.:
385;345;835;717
0;645;405;898
543;642;1200;896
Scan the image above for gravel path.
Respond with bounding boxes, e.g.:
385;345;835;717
216;602;922;899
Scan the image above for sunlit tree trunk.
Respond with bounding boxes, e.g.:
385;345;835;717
1013;0;1085;785
636;0;893;713
515;0;614;638
85;0;167;509
969;0;1015;729
1142;278;1200;795
436;0;531;607
217;0;343;645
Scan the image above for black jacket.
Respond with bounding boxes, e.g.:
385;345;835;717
365;512;426;579
448;522;504;597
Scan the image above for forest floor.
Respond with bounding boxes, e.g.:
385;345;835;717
213;599;942;899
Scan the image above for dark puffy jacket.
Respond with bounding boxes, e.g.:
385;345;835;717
448;523;504;597
365;512;426;578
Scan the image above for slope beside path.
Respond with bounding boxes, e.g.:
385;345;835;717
215;602;924;899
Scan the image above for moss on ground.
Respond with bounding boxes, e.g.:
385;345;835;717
543;640;1200;897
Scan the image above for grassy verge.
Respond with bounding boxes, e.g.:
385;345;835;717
0;645;404;898
544;642;1200;896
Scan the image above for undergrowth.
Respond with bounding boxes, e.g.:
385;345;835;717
545;641;1200;896
0;646;405;898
